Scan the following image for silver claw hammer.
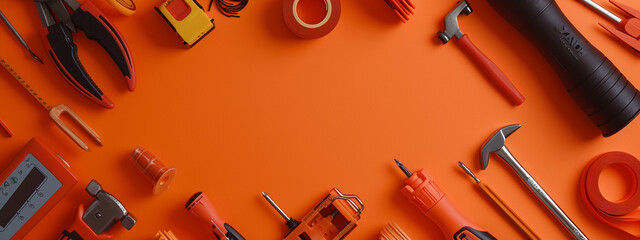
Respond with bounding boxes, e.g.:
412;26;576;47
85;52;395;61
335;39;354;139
481;124;587;240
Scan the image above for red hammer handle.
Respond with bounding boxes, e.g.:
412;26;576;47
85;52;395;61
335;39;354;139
458;34;525;106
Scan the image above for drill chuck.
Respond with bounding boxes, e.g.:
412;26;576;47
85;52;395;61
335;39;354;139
487;0;640;137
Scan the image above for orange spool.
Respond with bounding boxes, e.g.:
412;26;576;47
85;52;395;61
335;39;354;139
131;147;177;195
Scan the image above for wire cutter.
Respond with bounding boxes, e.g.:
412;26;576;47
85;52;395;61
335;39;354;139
35;0;135;109
582;0;640;53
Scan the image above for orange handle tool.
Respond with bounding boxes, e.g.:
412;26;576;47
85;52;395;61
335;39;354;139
478;182;539;239
186;192;245;240
459;161;539;239
457;34;525;106
395;160;496;239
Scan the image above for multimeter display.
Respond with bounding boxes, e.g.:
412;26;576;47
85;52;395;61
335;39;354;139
0;153;62;238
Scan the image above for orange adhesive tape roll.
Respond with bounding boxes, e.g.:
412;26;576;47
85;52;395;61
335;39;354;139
579;152;640;238
131;147;177;195
283;0;341;39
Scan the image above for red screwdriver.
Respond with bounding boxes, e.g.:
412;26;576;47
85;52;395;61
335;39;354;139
395;159;496;239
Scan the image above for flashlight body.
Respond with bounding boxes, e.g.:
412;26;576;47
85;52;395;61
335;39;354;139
486;0;640;137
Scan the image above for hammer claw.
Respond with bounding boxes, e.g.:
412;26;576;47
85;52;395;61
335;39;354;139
481;124;521;169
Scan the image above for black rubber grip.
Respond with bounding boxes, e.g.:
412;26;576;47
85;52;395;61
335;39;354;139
486;0;640;137
453;226;497;240
224;223;246;240
47;22;103;100
58;229;84;240
71;8;131;78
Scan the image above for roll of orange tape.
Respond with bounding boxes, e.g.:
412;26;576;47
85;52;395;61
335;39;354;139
579;152;640;238
283;0;341;39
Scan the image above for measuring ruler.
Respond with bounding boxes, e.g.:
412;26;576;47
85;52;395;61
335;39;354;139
0;58;51;111
0;57;101;151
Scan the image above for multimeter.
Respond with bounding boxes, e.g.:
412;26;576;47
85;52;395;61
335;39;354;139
0;138;77;239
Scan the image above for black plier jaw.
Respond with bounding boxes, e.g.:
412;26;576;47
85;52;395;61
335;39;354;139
35;0;135;109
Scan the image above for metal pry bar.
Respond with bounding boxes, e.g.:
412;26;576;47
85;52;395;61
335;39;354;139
0;10;43;64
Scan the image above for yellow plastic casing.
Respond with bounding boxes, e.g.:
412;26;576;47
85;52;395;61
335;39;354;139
155;0;214;47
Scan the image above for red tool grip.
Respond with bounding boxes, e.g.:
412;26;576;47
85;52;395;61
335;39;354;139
74;0;135;91
39;25;115;109
58;205;111;240
458;34;525;106
186;192;229;237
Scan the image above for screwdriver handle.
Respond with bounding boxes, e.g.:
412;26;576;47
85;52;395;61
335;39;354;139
478;182;540;240
186;192;246;240
401;169;496;240
457;34;525;106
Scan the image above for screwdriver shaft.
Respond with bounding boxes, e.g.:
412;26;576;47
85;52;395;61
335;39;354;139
581;0;622;23
458;161;480;183
395;159;412;178
262;192;291;221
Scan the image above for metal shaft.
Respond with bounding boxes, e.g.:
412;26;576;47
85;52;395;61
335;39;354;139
458;161;480;183
262;192;291;221
0;10;43;64
581;0;622;23
395;159;412;178
496;147;587;240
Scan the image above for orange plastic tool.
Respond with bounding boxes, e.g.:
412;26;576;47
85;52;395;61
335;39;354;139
582;0;640;53
395;159;496;240
458;162;540;240
185;192;245;240
262;188;364;240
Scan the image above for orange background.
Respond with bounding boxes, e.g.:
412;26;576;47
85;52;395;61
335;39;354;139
1;0;640;239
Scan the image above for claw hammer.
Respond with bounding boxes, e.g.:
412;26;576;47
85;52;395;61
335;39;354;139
437;1;525;106
481;125;587;240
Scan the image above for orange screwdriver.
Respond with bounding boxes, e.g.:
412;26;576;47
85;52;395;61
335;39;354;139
458;161;540;240
394;159;496;240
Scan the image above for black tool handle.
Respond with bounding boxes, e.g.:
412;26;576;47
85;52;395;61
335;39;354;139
71;0;134;84
44;23;104;101
486;0;640;136
224;223;246;240
454;226;497;240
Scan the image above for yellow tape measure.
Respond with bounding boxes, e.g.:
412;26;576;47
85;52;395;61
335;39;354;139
1;58;52;111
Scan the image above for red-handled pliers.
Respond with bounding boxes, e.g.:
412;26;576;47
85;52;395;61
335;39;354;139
34;0;135;109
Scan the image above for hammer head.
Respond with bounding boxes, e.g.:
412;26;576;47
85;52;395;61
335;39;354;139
437;1;473;44
481;124;521;170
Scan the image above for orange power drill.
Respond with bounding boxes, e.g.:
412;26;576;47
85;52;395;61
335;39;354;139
395;159;496;240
